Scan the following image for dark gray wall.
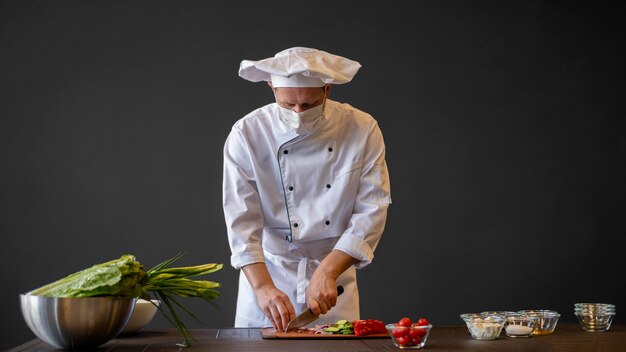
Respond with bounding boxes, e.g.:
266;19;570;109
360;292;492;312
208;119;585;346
1;0;625;349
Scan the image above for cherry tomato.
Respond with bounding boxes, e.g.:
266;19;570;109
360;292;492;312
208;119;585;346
392;325;408;338
410;327;427;338
417;318;429;326
398;317;413;327
396;334;410;345
411;337;422;345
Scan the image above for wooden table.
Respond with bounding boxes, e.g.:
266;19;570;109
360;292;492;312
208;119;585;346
8;324;626;352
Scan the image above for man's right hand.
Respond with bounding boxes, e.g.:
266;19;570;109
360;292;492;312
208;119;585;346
254;284;296;331
242;262;296;331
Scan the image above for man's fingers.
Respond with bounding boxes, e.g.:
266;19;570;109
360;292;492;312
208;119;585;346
318;300;329;315
269;305;283;330
308;297;326;316
277;302;293;330
329;292;338;307
284;299;296;324
263;306;278;330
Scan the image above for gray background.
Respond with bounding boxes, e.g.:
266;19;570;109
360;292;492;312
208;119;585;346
1;0;625;349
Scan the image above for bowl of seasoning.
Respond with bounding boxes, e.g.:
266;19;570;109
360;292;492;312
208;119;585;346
460;314;505;340
504;313;539;338
517;310;560;335
480;311;517;319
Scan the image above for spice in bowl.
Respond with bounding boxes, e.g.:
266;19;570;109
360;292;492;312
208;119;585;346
460;314;505;340
504;313;538;338
517;310;560;335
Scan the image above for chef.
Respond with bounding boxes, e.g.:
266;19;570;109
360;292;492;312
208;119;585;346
223;47;391;331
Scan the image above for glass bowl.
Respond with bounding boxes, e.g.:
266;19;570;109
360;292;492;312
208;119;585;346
517;310;560;335
504;313;539;337
574;303;615;314
480;311;517;318
574;303;616;332
575;313;615;332
460;314;505;340
386;323;432;349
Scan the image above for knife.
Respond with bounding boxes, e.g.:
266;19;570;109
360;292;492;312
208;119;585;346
285;286;344;332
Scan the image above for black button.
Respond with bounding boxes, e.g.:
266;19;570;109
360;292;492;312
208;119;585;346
326;184;331;188
283;150;289;154
328;147;333;152
325;220;330;225
293;223;299;228
288;186;294;191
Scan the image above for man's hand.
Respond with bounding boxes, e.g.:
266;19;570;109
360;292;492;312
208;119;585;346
306;250;356;316
306;271;338;316
254;283;296;331
242;262;295;331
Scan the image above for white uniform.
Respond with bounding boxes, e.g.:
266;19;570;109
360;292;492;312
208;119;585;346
223;99;391;328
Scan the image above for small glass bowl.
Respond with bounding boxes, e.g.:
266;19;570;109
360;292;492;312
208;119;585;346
386;323;432;349
575;313;615;332
574;303;616;332
574;303;615;314
504;314;538;338
517;310;560;335
480;311;517;318
460;314;505;340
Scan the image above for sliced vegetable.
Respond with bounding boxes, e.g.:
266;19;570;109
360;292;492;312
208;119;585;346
323;319;354;334
353;319;387;336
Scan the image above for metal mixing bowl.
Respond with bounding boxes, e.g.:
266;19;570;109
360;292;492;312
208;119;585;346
20;294;136;349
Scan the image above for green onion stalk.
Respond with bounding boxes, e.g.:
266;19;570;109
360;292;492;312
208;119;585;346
29;253;223;347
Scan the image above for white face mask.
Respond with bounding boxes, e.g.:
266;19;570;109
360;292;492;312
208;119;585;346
275;91;326;134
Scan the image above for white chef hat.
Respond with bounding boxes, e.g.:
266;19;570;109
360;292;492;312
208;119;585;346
238;47;362;87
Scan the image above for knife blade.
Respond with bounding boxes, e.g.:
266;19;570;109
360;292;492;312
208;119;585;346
285;286;344;332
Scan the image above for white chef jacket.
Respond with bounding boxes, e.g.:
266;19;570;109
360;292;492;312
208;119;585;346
223;99;391;327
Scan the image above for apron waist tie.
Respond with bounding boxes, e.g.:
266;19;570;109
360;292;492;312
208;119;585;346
296;256;320;304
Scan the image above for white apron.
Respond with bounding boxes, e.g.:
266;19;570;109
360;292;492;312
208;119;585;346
235;235;359;327
224;100;391;327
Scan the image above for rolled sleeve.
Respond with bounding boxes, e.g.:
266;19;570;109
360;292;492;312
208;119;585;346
334;233;375;269
230;243;265;269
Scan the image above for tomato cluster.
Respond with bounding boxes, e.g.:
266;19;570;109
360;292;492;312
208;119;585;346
390;317;430;347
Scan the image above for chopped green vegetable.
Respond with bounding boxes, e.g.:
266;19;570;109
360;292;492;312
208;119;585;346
29;253;223;347
324;319;354;334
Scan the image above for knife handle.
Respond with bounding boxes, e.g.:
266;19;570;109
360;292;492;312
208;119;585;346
337;285;344;296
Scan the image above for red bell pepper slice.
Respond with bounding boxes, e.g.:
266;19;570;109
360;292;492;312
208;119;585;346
353;319;387;336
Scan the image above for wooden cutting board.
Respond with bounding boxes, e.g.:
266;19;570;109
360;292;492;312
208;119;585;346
261;328;390;339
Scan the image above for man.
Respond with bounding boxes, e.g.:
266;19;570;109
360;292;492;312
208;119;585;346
223;47;391;331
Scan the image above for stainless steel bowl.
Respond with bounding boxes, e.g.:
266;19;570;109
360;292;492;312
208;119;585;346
20;294;136;349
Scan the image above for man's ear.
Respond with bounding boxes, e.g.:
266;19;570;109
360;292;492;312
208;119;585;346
268;81;274;89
